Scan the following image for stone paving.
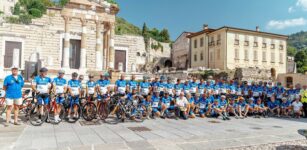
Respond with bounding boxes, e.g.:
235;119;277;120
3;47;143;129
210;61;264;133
0;116;307;150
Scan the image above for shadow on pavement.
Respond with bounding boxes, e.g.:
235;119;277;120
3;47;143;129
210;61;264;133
276;145;307;150
270;117;307;123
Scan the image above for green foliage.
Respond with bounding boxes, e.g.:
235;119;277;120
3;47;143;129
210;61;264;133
295;50;307;73
287;45;297;57
29;8;42;18
5;16;20;24
151;42;163;52
115;17;142;35
58;0;69;7
199;70;215;80
13;3;21;15
19;14;32;24
106;0;117;5
0;11;3;15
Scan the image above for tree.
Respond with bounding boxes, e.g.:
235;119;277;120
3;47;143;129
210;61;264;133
159;29;171;42
287;45;297;57
295;50;307;73
142;23;149;37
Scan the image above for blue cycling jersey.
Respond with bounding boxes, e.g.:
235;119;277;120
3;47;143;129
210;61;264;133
4;75;24;99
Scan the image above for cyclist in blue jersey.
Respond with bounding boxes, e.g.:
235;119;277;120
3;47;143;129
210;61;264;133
186;93;196;118
151;77;159;93
127;75;138;93
68;72;82;119
190;77;198;97
31;67;52;124
254;98;267;118
157;76;166;97
267;96;280;117
85;74;96;101
151;91;161;119
211;99;230;120
52;70;67;123
160;92;174;119
275;82;285;103
287;85;296;102
236;97;247;119
242;82;251;99
96;73;111;100
280;97;291;117
183;80;191;95
115;74;127;95
139;76;151;97
227;98;239;119
198;79;206;95
174;79;183;97
165;77;175;96
246;98;255;116
198;93;208;118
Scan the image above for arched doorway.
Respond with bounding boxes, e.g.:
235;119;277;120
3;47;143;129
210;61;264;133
286;76;293;88
155;66;160;72
270;68;276;79
164;60;172;68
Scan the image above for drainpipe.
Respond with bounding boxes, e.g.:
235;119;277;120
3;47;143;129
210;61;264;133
225;28;228;71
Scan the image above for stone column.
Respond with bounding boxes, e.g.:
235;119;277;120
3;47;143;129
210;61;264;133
95;21;103;70
108;22;115;69
63;16;70;68
80;18;87;69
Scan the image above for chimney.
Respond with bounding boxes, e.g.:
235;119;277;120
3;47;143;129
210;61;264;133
203;24;208;30
256;26;260;32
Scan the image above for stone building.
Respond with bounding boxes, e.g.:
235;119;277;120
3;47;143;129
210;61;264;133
0;0;17;16
0;0;120;79
277;73;307;87
172;32;191;70
188;25;288;76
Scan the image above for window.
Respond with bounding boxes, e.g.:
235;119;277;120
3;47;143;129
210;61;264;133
279;45;284;50
253;42;258;47
200;37;204;47
253;51;258;61
194;54;197;61
262;43;267;48
209;36;215;46
194;39;197;48
271;44;275;49
271;52;275;63
235;49;239;59
262;51;266;62
200;53;204;60
244;49;248;60
217;49;220;59
279;53;284;63
217;34;221;45
235;34;240;45
210;52;213;61
136;52;141;56
244;35;249;46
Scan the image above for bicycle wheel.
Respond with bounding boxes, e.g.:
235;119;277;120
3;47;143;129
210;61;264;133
82;102;97;121
29;104;48;126
115;106;126;122
98;101;110;120
65;104;81;123
49;103;65;124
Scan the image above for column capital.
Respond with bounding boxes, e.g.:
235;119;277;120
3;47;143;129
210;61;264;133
63;16;71;22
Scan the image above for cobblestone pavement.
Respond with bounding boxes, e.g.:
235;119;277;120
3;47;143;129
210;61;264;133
0;116;306;150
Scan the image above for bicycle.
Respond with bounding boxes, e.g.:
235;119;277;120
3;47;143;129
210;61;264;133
28;93;49;126
97;93;112;120
47;93;65;124
81;95;97;121
63;95;81;123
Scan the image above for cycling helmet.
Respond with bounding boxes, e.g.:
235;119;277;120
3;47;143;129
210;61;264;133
40;67;48;73
58;70;65;74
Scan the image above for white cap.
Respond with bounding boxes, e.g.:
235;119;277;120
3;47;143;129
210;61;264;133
11;66;19;70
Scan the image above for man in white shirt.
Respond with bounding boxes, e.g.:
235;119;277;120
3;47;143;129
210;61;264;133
175;92;189;120
292;96;303;118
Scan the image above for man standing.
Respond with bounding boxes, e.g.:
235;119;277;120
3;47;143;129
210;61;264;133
3;66;24;127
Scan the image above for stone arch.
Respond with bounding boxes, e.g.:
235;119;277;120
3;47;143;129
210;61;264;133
270;68;276;79
164;59;172;68
286;76;293;88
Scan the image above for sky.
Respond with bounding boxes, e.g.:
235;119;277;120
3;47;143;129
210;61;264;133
116;0;307;40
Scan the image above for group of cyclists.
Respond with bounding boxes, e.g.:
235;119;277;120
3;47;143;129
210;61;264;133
2;66;307;127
